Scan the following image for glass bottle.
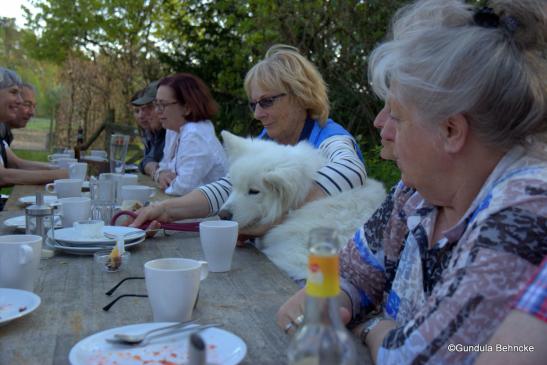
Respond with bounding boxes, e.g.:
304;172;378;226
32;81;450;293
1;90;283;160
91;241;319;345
74;126;84;160
288;228;356;365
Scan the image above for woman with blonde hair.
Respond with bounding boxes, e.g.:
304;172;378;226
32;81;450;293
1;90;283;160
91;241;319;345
277;0;546;363
131;44;366;236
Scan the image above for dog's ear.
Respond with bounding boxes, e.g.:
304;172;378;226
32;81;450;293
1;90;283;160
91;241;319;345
262;168;304;211
221;131;252;161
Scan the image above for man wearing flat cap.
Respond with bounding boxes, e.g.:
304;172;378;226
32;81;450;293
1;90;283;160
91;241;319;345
131;80;166;178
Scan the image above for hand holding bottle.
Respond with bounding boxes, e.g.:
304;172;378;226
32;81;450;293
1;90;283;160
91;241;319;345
277;289;352;335
286;228;357;365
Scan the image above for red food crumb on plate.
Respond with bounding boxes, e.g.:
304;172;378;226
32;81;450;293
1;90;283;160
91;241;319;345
159;360;177;365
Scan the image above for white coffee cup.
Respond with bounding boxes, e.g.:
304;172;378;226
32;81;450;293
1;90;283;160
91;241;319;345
45;178;82;198
145;258;208;322
58;197;91;227
0;235;42;292
99;173;139;203
55;157;78;169
199;220;239;272
68;162;88;182
121;185;156;204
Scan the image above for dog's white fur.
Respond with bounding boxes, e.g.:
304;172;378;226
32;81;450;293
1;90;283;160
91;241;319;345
220;131;387;280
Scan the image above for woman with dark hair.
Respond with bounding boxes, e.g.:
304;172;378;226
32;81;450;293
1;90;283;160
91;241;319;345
131;46;367;237
152;73;227;196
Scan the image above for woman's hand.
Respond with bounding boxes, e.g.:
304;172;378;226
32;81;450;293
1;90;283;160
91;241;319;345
130;203;172;230
158;171;176;190
277;289;353;335
277;289;307;335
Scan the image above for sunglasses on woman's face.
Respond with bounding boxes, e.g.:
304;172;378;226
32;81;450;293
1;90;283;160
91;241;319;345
248;93;286;112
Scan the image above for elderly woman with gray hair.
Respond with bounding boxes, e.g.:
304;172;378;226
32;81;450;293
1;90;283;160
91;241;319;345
277;0;547;363
0;67;67;189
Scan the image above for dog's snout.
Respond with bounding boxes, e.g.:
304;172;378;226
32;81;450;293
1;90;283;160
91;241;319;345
218;209;233;221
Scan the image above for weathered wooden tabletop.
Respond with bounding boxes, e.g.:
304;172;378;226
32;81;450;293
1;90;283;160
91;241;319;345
0;179;371;365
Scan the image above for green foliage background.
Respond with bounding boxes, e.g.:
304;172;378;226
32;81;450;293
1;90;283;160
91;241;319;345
0;0;405;188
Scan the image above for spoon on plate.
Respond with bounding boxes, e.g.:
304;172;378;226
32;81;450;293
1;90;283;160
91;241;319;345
106;322;220;345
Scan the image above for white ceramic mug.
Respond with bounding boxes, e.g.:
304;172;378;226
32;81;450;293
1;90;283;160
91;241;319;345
55;157;78;169
144;258;208;322
120;185;156;204
45;178;82;198
99;173;139;203
58;197;91;227
68;162;88;183
0;235;42;292
199;220;239;272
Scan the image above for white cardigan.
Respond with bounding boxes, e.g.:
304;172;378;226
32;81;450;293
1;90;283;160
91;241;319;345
157;120;227;196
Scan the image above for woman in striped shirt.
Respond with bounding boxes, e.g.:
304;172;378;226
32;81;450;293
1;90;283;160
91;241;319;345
131;44;367;235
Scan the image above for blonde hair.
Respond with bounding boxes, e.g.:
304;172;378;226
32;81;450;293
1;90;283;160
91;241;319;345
244;44;330;124
369;0;547;150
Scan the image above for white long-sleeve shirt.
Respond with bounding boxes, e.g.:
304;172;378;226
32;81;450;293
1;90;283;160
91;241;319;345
157;121;228;196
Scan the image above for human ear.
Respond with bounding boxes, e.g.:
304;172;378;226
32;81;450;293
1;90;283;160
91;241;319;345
441;114;469;153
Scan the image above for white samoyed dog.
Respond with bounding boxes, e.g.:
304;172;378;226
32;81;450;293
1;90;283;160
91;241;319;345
219;131;387;280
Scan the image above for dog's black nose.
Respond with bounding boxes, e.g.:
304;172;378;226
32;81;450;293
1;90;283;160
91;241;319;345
218;210;233;221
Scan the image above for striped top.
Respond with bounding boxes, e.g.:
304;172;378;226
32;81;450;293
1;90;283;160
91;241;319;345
197;134;367;214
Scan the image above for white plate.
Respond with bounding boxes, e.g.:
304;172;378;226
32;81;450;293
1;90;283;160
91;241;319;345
18;195;58;206
49;226;145;245
69;323;247;365
3;215;62;231
82;156;107;162
0;288;41;326
46;236;145;255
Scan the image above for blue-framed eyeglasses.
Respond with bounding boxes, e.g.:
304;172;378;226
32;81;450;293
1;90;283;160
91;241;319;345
248;93;286;112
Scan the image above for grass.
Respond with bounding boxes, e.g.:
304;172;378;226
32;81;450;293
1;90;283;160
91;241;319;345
24;117;54;132
12;149;49;162
0;149;50;197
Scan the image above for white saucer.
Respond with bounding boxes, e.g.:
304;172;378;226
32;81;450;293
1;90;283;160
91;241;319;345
46;236;145;255
124;164;139;172
18;195;58;206
69;323;247;365
0;288;41;326
82;156;107;162
49;226;145;245
3;215;62;231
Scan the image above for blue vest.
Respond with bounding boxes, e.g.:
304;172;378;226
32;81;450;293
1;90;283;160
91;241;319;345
258;118;364;162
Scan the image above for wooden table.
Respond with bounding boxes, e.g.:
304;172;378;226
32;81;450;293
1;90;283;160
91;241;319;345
0;180;371;365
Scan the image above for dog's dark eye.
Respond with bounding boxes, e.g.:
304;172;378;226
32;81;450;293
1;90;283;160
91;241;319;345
248;189;260;195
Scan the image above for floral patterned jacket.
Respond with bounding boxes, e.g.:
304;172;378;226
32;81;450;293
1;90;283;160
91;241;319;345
340;139;547;364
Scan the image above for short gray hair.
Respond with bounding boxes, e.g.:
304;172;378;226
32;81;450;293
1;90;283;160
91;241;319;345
369;0;547;149
20;82;36;93
0;67;21;90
